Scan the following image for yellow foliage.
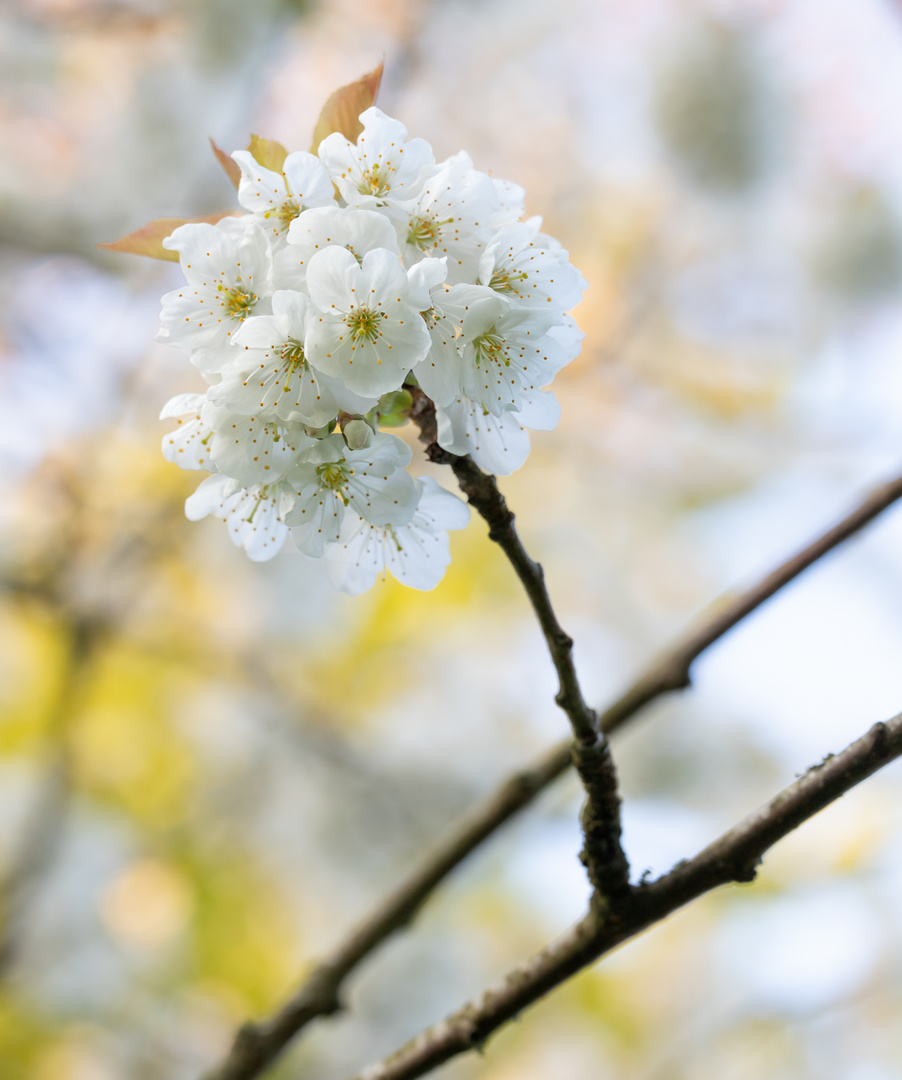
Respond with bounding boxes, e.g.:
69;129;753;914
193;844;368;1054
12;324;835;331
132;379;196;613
72;640;196;829
0;604;74;757
177;848;299;1013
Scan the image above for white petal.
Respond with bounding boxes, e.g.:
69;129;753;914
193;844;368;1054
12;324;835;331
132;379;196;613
436;398;532;475
305;245;361;311
185;474;238;520
159;392;207;420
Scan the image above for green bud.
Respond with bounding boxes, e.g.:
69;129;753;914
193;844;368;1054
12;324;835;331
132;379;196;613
377;389;413;418
343;418;374;450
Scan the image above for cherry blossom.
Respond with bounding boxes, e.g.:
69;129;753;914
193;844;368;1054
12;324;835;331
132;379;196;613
154;105;586;588
317;107;435;209
324;477;470;594
158;221;273;375
232;149;336;242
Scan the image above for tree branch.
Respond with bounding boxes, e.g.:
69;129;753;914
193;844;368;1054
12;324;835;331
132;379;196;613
598;468;902;730
201;463;902;1080
199;747;570;1080
351;712;902;1080
446;453;630;902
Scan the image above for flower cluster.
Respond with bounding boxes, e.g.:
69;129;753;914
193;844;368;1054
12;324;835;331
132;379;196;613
158;108;586;592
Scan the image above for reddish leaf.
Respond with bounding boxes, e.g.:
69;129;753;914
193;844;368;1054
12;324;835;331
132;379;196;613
246;134;289;173
210;137;241;189
98;211;240;262
310;61;384;153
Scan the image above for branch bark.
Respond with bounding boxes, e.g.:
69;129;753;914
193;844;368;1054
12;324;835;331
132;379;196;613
351;712;902;1080
200;464;902;1080
446;454;630;901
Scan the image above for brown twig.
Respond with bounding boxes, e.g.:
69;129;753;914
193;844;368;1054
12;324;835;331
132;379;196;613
351;713;902;1080
200;748;569;1080
201;460;902;1080
445;454;630;902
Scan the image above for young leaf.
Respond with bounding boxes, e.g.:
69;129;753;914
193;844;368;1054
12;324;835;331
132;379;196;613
246;134;289;173
310;61;384;153
99;211;240;262
210;137;241;189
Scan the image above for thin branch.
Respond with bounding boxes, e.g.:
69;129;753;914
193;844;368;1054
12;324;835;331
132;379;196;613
445;456;597;743
200;748;570;1080
446;454;630;902
201;463;902;1080
352;712;902;1080
598;468;902;733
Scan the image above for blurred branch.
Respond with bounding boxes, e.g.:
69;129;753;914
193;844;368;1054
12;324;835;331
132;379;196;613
350;711;902;1080
0;612;104;976
0;442;184;978
201;434;902;1080
201;747;569;1080
595;467;902;733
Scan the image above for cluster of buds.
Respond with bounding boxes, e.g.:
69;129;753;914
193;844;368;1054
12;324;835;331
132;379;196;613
155;105;586;593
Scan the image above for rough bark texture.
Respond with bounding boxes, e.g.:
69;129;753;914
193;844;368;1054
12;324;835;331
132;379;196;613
352;714;902;1080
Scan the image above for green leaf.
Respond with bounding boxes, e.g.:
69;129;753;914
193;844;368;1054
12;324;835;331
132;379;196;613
310;61;384;153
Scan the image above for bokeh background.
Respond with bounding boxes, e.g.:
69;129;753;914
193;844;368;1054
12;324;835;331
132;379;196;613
3;0;902;1077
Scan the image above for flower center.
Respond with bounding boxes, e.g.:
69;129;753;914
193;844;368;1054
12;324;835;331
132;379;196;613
359;163;389;196
488;267;530;294
316;460;350;503
267;200;303;229
279;339;307;369
217;284;256;320
345;307;385;342
473;329;509;367
407;215;439;249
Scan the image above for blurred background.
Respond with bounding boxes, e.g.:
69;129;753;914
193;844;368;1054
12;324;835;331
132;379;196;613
3;0;902;1077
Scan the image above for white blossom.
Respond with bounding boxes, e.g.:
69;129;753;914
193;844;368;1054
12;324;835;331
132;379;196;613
232;149;336;241
410;281;493;407
489;177;526;225
282;429;417;557
212;290;344;427
478;222;586;313
207;404;314;486
435;390;561;475
391;152;499;283
160;393;215;471
185;474;289;562
317;107;435;209
278;206;399;291
452;294;567;416
158;221;273;375
304;246;431;398
324;476;470;594
154;106;586;585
